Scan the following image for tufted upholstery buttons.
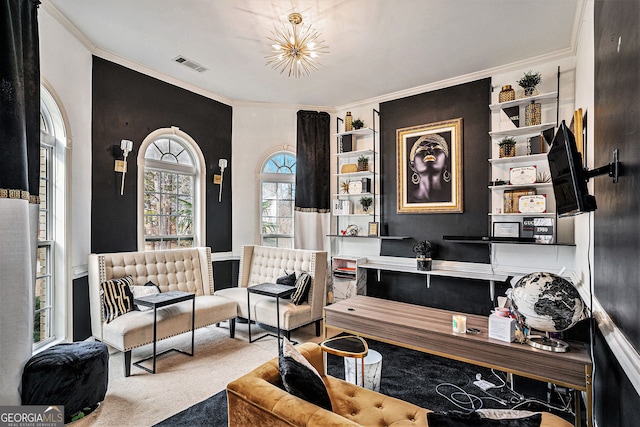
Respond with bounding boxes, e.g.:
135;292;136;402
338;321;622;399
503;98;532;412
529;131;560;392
102;248;205;295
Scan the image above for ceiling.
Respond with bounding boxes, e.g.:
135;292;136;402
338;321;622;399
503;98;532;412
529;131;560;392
45;0;581;107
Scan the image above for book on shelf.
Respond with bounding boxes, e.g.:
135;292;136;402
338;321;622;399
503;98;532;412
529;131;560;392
523;217;554;243
503;188;536;213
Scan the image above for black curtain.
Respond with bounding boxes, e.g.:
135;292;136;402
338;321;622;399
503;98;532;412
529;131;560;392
0;0;40;405
295;110;330;212
0;0;40;198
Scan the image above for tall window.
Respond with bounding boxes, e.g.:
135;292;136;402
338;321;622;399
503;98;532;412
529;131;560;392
260;152;296;248
37;108;54;346
140;130;204;250
37;84;69;348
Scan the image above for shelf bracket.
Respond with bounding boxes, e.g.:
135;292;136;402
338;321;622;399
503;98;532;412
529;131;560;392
489;280;495;302
426;275;431;289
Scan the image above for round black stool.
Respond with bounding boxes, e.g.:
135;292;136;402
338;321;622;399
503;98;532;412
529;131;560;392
21;342;109;423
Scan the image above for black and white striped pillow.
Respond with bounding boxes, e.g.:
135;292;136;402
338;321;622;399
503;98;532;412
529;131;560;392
290;272;312;305
100;275;134;323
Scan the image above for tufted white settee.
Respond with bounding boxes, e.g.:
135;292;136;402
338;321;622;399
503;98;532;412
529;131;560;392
215;245;328;338
88;247;238;376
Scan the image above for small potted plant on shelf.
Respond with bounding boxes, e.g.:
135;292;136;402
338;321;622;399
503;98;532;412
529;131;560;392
359;196;372;213
357;155;369;171
352;118;364;130
412;240;434;271
498;136;517;158
517;70;542;97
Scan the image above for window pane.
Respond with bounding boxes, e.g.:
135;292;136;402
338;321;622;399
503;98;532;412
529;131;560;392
145;192;160;213
263;237;277;247
277;238;293;248
145;137;194;167
145;171;158;192
178;175;192;195
176;150;193;166
144;215;159;236
161;173;177;193
277;217;293;234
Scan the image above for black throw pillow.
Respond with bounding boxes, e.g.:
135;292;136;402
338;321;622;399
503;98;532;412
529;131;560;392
290;272;312;305
426;412;542;427
279;338;332;411
276;272;297;287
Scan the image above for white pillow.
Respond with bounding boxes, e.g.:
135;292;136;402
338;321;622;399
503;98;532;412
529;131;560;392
130;285;160;311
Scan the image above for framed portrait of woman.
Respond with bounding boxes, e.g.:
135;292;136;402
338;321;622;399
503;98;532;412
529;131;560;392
396;118;463;213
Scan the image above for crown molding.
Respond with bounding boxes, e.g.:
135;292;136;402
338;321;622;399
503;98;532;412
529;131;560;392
233;99;335;112
41;0;96;53
336;47;576;111
93;48;235;107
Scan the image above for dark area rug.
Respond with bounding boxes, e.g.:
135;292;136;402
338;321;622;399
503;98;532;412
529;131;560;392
155;338;575;426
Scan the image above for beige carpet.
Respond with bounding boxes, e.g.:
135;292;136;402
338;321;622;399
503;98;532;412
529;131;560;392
73;321;331;427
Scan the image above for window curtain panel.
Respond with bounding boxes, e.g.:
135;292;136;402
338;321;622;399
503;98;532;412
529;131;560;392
294;110;330;251
0;0;41;405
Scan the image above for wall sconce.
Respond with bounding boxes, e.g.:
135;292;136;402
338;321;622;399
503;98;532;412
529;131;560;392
213;158;227;202
115;139;133;195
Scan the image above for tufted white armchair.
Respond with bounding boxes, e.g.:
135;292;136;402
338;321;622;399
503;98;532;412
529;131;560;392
215;245;328;338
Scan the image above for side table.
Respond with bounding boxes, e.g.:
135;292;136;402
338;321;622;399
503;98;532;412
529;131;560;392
320;335;368;387
132;290;195;374
247;283;296;349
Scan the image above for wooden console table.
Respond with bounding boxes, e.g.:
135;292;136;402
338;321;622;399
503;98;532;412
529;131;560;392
323;295;592;427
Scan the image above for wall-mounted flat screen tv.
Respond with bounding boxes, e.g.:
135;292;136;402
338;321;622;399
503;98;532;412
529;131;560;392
547;120;597;217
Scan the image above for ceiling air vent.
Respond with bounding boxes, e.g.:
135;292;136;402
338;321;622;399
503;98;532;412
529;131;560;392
173;55;208;73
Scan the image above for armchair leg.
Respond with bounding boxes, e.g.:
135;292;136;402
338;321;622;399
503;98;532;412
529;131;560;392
124;350;131;377
229;318;236;338
315;319;321;337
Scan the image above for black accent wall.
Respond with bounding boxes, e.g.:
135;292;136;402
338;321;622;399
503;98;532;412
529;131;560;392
371;79;498;314
90;57;233;254
379;78;491;262
593;0;640;423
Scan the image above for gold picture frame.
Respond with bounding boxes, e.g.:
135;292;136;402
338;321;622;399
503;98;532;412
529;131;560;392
396;118;463;214
368;222;379;236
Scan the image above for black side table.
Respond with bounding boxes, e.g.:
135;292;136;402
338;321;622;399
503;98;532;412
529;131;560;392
320;335;368;386
132;290;195;374
247;283;296;349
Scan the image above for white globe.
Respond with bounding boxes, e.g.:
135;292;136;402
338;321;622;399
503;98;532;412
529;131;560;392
511;272;583;332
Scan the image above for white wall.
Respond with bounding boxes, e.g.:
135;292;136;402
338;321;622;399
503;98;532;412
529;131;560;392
39;8;93;274
231;104;303;254
573;0;596;297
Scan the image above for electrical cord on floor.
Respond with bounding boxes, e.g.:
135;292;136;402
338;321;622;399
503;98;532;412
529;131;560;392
511;397;575;416
435;383;483;413
436;375;575;417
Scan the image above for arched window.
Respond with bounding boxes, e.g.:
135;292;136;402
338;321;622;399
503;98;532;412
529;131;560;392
260;152;296;248
37;83;68;348
138;128;205;250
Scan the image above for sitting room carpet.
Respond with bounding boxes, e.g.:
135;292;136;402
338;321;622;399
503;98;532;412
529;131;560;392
71;321;325;427
155;335;576;426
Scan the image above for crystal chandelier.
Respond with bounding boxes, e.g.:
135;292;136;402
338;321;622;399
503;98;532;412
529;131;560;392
266;12;329;78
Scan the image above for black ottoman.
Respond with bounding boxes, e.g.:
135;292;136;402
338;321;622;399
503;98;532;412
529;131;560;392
21;342;109;423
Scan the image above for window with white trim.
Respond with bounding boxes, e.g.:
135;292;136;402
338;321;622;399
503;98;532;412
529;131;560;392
260;152;296;248
142;136;198;250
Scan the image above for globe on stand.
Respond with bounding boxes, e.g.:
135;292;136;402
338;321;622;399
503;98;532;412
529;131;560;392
511;272;584;352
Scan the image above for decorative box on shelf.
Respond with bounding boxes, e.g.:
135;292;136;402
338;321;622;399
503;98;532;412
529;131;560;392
332;199;351;216
488;313;516;342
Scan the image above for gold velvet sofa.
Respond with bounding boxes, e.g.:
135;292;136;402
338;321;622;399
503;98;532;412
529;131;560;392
226;342;573;427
